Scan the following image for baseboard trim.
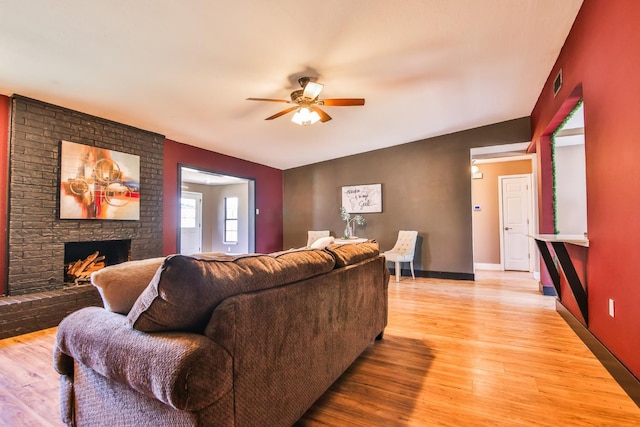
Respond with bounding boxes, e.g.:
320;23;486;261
389;268;474;281
556;300;640;407
540;284;556;296
421;270;474;281
474;263;502;271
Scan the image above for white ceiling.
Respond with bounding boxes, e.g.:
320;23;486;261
181;167;247;186
0;0;583;170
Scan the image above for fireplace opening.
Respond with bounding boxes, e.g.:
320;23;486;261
64;239;131;285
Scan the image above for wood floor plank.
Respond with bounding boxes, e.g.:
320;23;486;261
0;271;639;426
298;271;640;426
0;328;62;427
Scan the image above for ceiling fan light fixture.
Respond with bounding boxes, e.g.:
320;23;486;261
302;81;323;100
247;77;363;123
291;107;320;126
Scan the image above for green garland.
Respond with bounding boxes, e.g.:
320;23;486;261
550;99;584;235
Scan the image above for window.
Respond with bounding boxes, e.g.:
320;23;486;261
224;196;239;243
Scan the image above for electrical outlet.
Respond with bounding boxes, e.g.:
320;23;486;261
609;299;615;318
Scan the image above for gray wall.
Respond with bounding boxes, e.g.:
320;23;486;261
283;117;531;278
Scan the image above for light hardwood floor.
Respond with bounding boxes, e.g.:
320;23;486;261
1;271;639;426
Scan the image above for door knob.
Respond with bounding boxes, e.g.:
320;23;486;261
504;227;512;230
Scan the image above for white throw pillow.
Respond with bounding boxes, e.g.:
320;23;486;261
91;257;165;314
310;236;335;249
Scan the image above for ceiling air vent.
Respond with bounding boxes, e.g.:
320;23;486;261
553;69;562;97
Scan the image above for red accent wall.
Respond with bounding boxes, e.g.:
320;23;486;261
163;139;283;255
530;0;640;378
0;95;9;295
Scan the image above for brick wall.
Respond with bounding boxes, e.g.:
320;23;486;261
1;96;164;338
8;96;164;295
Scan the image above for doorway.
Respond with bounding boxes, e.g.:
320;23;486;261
470;143;538;276
179;166;256;255
180;191;203;255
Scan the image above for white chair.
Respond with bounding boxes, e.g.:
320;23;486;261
383;230;418;282
307;230;330;248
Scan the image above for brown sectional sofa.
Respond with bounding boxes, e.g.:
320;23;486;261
54;241;389;426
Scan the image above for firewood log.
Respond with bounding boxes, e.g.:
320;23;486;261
75;251;100;275
67;260;82;275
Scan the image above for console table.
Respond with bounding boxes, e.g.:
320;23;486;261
530;234;589;324
334;238;368;244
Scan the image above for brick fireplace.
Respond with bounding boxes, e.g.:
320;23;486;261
0;96;164;338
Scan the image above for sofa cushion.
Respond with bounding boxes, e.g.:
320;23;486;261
325;240;380;267
91;257;165;314
127;250;336;333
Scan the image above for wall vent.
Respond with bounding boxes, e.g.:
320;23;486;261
553;69;563;97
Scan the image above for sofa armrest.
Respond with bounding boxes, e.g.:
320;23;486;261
54;306;232;411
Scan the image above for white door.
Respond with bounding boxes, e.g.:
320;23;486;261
500;175;531;271
180;191;202;255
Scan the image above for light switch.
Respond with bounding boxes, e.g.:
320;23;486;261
609;299;615;317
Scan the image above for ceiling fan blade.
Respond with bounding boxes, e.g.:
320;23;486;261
320;98;365;106
311;106;332;122
246;97;290;103
265;106;299;120
303;81;323;100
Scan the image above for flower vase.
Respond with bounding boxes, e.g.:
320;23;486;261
344;224;353;239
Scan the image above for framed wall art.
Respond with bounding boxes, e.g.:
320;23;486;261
59;141;140;220
341;183;382;213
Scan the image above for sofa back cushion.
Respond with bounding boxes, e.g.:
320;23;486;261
325;240;380;267
127;249;335;333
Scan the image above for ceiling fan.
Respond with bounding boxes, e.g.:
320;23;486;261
246;77;365;125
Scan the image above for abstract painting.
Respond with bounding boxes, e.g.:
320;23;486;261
60;141;140;220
